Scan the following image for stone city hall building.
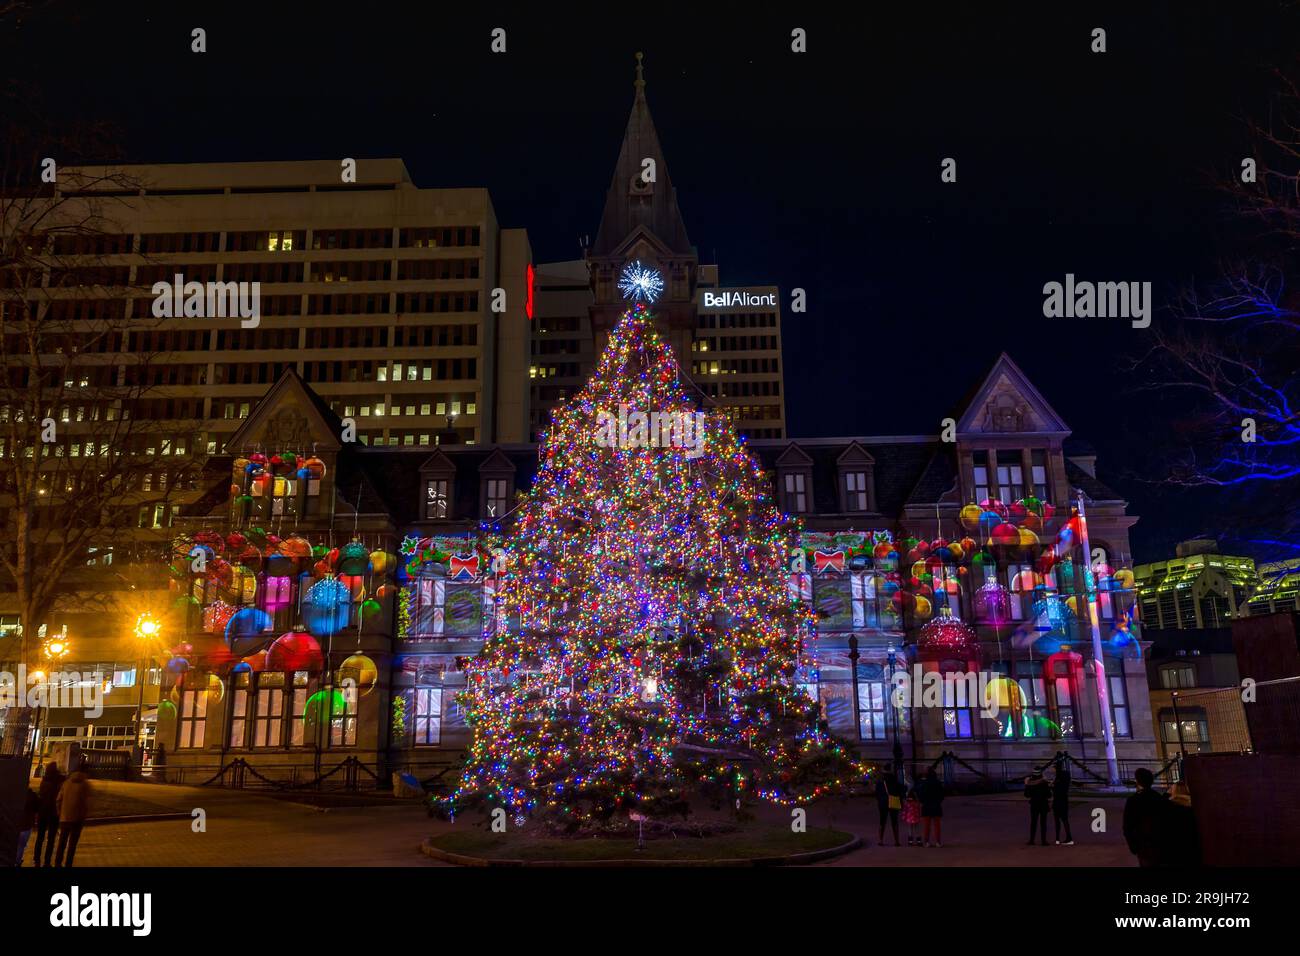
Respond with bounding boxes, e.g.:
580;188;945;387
147;351;1153;785
2;58;1153;783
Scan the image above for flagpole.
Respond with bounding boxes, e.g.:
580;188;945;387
1075;491;1121;786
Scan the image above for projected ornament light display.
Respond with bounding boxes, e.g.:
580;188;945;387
618;260;664;303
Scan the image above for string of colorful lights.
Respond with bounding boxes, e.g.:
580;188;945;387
446;300;863;828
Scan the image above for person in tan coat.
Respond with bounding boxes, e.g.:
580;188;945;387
54;766;93;867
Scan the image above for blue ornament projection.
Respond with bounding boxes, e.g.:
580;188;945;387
225;607;273;644
303;577;352;638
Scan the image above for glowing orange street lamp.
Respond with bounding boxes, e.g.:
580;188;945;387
31;628;71;759
134;613;162;643
133;614;163;762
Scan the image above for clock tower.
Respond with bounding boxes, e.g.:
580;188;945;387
587;53;699;363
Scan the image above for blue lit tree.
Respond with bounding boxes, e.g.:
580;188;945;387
1133;69;1300;559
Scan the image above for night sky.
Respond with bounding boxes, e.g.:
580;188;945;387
8;1;1298;564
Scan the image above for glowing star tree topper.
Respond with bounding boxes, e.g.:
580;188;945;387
618;260;664;303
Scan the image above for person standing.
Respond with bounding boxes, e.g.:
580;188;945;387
1123;767;1169;867
875;767;903;846
54;764;93;867
902;780;923;846
1052;765;1074;845
153;743;167;783
1024;771;1051;846
918;767;945;847
33;762;64;867
15;787;40;866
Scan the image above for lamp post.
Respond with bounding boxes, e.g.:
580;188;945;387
133;613;162;765
31;628;71;759
1170;690;1188;782
1074;493;1121;787
887;644;904;779
848;635;861;743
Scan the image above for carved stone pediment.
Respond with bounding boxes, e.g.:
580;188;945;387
257;408;312;450
984;390;1032;432
956;354;1071;437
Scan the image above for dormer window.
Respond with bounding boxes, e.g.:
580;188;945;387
783;472;808;513
419;449;456;521
424;478;449;519
477;448;516;520
844;472;868;512
774;444;815;515
484;479;508;518
835;442;876;513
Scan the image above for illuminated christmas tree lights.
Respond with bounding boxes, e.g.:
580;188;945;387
447;298;860;830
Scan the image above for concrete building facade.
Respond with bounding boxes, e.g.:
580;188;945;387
46;158;533;455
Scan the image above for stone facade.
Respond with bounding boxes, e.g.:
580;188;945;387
157;353;1157;786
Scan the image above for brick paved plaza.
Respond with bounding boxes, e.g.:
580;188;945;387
15;780;1137;867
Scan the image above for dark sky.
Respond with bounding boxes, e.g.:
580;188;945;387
9;1;1298;564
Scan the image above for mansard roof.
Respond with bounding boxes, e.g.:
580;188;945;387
904;451;960;508
183;353;1123;530
355;446;541;526
748;438;938;517
1065;459;1124;504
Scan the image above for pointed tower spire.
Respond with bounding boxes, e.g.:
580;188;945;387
587;54;700;367
590;52;692;257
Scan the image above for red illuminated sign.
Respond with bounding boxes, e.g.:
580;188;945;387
525;263;535;320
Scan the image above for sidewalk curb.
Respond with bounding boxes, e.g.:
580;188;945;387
292;801;425;813
84;812;192;827
419;833;863;867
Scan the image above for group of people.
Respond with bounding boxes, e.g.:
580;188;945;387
1023;763;1074;845
876;759;1075;852
875;766;946;847
13;760;94;867
874;758;1198;866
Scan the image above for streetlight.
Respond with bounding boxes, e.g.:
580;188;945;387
134;613;162;642
887;645;904;779
43;634;71;662
1073;492;1121;788
133;613;162;764
31;628;72;759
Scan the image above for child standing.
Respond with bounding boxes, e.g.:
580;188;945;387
902;783;922;846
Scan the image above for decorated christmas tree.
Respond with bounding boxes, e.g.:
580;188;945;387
447;263;861;831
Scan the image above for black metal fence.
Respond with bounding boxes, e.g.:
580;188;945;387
0;708;32;759
911;749;1180;790
166;756;382;791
